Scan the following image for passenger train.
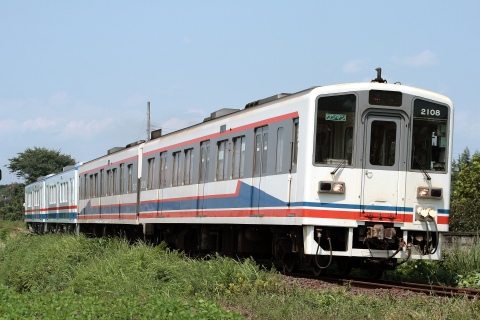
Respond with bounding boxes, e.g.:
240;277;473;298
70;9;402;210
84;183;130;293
25;71;453;276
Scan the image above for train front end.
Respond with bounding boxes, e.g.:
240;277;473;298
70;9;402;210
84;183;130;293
300;82;453;274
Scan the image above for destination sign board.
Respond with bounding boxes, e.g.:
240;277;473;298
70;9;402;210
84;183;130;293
326;113;346;121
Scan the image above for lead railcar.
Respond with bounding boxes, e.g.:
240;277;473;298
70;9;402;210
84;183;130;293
25;71;453;276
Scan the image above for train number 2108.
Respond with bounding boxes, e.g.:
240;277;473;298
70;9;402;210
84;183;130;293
421;109;441;116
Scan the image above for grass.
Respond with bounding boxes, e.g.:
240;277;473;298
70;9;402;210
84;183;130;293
1;233;480;319
386;238;480;288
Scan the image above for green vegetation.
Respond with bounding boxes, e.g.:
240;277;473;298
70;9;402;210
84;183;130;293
450;147;480;231
385;238;480;289
7;147;76;184
1;233;479;319
0;183;25;221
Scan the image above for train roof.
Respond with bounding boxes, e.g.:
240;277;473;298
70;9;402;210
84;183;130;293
79;81;453;166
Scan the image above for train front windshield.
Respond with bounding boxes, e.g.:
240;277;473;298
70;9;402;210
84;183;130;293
314;94;356;166
411;99;449;172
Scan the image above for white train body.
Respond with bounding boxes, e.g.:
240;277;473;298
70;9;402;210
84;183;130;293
25;165;79;232
25;81;453;273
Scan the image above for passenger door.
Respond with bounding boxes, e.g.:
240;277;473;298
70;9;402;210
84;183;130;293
360;114;407;220
251;126;268;214
197;140;210;216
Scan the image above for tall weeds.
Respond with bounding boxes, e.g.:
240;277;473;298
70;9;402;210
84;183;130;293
1;233;480;319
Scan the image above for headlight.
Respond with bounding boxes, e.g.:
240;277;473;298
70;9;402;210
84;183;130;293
417;187;442;199
418;188;429;197
319;181;345;194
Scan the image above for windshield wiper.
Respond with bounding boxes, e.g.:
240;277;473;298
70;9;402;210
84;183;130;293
413;155;431;181
330;154;351;175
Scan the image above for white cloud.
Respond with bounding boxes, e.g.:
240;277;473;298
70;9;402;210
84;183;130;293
22;117;58;132
158;108;207;133
342;59;367;73
61;118;118;138
161;117;203;133
0;119;17;131
392;50;439;67
0;98;41;115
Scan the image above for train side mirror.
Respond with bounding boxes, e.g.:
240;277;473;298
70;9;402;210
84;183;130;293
0;169;2;180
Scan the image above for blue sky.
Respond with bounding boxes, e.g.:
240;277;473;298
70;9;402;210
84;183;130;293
1;1;478;184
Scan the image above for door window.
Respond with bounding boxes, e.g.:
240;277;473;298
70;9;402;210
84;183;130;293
369;121;397;166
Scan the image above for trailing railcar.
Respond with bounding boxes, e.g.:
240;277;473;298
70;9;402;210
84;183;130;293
25;74;453;276
25;164;79;234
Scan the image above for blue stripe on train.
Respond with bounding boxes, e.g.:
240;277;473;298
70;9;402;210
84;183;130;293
25;212;77;220
78;181;450;216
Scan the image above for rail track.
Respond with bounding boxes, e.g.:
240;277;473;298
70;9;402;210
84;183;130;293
288;272;480;299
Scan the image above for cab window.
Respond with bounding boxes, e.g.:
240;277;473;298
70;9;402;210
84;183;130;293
315;94;356;165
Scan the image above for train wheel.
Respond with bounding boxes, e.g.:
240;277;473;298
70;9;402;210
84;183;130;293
312;263;327;277
283;253;297;273
336;257;352;277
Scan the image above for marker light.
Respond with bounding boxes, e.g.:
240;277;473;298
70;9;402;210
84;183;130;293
427;208;437;218
416;206;437;220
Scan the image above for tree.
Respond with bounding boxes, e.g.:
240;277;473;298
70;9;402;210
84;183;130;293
7;147;76;185
450;147;480;231
0;183;25;221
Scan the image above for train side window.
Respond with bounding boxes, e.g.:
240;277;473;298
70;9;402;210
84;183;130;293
92;174;97;197
94;173;99;197
83;174;87;200
113;169;118;195
291;119;299;173
216;140;229;181
411;100;449;172
127;164;133;193
172;151;181;186
70;179;74;203
184;148;194;185
107;170;112;195
200;141;210;183
315;94;356;165
50;185;56;204
276;127;284;173
147;157;155;190
89;174;94;198
254;126;268;175
100;169;104;197
119;164;124;194
232;136;245;179
159;152;167;188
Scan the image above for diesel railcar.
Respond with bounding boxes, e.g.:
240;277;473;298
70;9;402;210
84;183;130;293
25;75;453;276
